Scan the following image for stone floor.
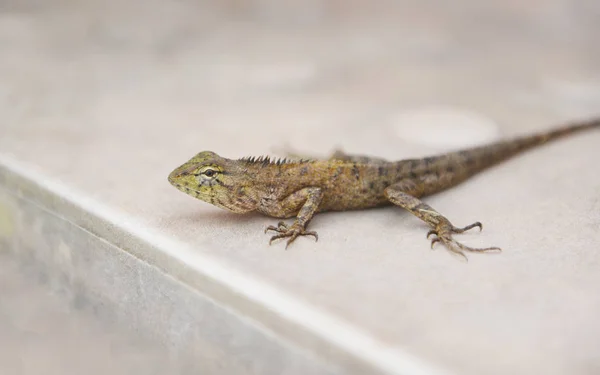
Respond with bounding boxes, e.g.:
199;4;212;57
0;253;183;375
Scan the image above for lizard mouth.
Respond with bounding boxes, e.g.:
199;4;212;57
167;167;201;197
169;180;207;202
168;175;199;194
167;170;181;186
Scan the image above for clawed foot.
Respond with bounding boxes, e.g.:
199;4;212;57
265;221;318;249
426;220;501;261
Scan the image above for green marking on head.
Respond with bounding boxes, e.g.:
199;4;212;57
168;151;256;213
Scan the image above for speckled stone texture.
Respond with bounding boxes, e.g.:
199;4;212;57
1;1;600;374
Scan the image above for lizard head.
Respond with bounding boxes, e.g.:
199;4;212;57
168;151;257;213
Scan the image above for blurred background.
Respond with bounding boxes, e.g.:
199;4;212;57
1;0;599;374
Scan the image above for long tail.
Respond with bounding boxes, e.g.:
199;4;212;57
448;117;600;174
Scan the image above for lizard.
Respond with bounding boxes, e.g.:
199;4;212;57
168;118;599;259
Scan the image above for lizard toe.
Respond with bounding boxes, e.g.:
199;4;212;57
429;236;441;249
426;229;437;239
452;221;483;234
430;221;501;259
265;221;289;234
269;233;289;245
265;225;278;234
267;225;319;248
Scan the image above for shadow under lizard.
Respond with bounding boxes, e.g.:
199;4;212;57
168;118;599;260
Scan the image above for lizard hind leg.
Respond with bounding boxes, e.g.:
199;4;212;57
384;183;501;260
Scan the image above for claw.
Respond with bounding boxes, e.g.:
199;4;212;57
443;237;501;255
449;249;469;262
269;234;282;245
305;231;318;242
265;221;288;234
429;220;501;259
453;221;482;233
285;234;299;249
265;221;319;248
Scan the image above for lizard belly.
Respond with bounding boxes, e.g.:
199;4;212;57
319;179;390;212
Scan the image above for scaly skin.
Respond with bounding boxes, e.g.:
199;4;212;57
168;118;599;260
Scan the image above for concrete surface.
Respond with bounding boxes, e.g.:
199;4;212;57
0;253;181;375
1;0;600;374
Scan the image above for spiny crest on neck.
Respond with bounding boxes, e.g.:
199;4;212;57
238;155;314;166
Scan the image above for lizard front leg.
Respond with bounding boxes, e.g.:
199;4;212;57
384;180;501;260
264;187;323;248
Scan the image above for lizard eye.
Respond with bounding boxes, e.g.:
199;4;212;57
201;168;218;178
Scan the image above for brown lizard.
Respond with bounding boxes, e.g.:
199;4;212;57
168;118;599;259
